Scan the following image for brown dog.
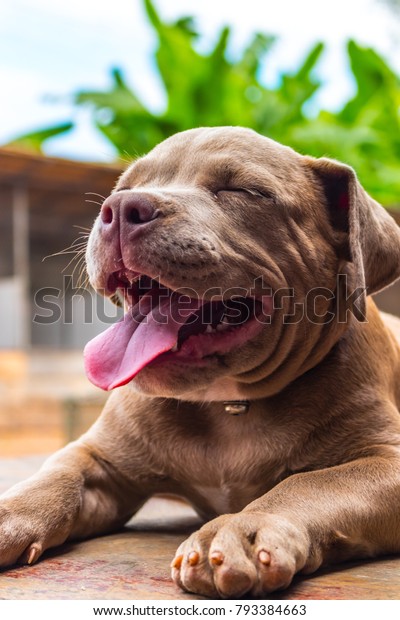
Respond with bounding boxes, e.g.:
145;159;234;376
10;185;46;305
1;126;400;598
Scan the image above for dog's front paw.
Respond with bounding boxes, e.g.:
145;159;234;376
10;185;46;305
171;512;310;598
0;481;80;568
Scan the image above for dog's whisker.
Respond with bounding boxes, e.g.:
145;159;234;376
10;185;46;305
59;260;87;299
85;199;104;207
63;252;86;277
51;244;87;258
76;273;90;291
73;232;90;238
85;192;107;201
44;235;88;259
75;258;90;290
60;249;87;275
75;274;90;294
43;245;87;261
73;224;92;232
54;245;87;256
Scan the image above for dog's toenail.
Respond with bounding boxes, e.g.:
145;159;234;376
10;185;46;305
258;549;271;565
210;550;224;566
188;551;200;566
171;554;183;569
27;543;42;565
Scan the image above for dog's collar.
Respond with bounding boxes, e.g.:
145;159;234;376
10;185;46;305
223;400;250;415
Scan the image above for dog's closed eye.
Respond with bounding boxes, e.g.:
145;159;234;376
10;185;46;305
215;187;273;200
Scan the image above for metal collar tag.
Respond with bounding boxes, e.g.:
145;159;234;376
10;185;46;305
223;400;250;415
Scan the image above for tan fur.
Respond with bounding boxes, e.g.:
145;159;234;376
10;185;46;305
1;127;400;598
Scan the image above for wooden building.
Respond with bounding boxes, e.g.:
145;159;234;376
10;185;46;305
0;148;123;350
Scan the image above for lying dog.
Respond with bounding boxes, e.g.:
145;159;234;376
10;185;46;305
1;127;400;598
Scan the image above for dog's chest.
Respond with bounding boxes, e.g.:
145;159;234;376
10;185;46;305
180;453;283;517
188;480;267;517
163;415;288;517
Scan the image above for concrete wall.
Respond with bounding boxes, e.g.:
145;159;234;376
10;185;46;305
0;277;25;348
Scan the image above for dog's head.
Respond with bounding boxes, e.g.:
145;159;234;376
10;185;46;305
84;127;400;399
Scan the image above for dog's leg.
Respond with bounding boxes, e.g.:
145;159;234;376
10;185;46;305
0;440;148;568
172;448;400;598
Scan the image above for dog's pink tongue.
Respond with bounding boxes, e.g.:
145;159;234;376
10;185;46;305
84;295;202;391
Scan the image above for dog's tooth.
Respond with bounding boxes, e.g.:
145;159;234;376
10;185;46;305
205;324;213;334
127;277;139;287
216;322;230;332
170;343;178;353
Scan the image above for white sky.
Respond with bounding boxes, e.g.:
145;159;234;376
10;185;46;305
1;0;399;161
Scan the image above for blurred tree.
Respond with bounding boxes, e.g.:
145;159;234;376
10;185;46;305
6;0;400;206
5;122;73;154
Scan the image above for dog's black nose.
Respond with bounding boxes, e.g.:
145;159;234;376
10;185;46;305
100;191;160;230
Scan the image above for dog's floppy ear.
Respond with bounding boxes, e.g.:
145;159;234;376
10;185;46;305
305;156;400;317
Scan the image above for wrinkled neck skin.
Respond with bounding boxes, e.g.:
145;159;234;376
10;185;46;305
184;306;351;403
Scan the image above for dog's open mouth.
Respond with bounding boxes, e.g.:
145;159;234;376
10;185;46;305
84;271;272;391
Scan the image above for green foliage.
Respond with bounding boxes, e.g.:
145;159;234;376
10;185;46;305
7;0;400;206
292;40;400;206
6;122;73;154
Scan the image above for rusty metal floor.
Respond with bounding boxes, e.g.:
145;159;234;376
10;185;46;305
1;457;400;600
